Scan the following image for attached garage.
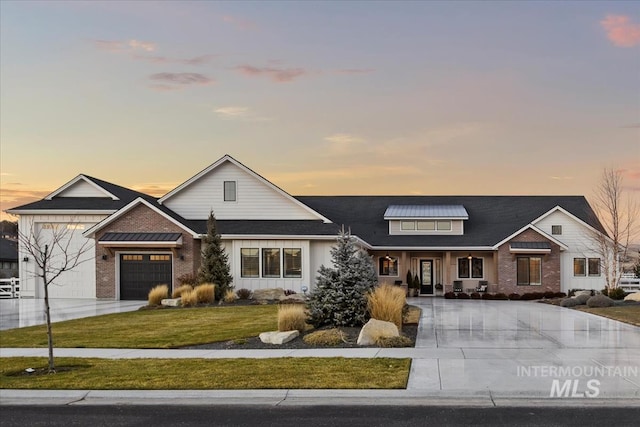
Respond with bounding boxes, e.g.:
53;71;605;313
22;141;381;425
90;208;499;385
119;253;172;300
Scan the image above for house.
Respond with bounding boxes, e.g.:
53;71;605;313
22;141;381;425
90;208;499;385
7;155;608;300
0;238;19;279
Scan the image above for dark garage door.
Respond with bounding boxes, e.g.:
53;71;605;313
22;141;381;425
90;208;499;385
120;254;172;300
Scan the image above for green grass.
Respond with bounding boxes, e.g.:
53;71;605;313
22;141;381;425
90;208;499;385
0;305;278;348
577;305;640;327
0;357;411;389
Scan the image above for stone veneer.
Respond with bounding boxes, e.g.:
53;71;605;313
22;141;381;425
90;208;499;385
495;228;561;295
94;203;200;299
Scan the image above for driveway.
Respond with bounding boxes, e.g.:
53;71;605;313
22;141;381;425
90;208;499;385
405;298;640;398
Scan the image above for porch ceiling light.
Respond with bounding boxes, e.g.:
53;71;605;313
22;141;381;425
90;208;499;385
385;253;392;260
467;254;473;260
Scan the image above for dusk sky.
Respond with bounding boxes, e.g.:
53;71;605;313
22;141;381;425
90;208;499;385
1;1;639;221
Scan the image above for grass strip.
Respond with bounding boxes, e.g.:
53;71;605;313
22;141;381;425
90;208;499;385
0;357;411;390
577;305;640;327
0;305;278;348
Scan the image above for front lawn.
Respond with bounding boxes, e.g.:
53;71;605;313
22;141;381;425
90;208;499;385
577;305;640;327
0;357;411;389
0;305;278;348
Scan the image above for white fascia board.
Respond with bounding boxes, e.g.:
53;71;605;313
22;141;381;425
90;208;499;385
217;234;372;249
492;224;569;251
158;154;333;224
45;175;119;200
100;241;183;248
509;248;552;254
369;246;495;251
83;198;199;238
532;205;611;243
5;209;116;215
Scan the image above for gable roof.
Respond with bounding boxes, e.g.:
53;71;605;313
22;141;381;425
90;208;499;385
158;154;332;223
296;195;603;248
45;175;119;200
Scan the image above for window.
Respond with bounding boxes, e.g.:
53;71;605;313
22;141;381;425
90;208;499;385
241;248;259;278
2;262;9;269
458;257;483;279
551;225;562;235
417;220;435;230
150;255;170;261
588;258;601;276
284;248;302;278
518;256;542;285
262;248;281;278
122;255;143;261
573;258;586;276
436;220;452;231
223;181;236;201
400;221;415;230
379;256;399;276
67;224;85;230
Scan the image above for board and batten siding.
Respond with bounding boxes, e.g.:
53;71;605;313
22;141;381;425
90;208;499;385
388;219;464;235
534;210;606;292
56;179;109;198
163;161;320;220
229;239;311;293
18;214;106;298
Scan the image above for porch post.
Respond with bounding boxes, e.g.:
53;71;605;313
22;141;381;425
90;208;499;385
444;251;451;291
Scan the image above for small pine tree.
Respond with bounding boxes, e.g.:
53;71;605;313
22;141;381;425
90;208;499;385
307;227;378;328
197;211;233;300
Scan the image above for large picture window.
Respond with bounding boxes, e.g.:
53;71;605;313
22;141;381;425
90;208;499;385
379;256;398;276
241;248;259;278
458;257;483;279
284;248;302;278
262;248;281;278
573;258;586;276
517;256;541;286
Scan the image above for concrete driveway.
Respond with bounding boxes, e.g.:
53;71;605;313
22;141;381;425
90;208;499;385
406;298;640;398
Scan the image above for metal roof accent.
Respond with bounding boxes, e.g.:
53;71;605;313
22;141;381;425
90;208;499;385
99;232;182;242
510;242;551;249
384;205;469;219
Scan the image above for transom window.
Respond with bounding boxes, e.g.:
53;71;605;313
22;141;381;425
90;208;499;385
223;181;236;202
458;257;483;279
379;256;399;276
150;255;170;261
400;220;451;231
400;221;415;231
517;256;542;286
122;255;143;261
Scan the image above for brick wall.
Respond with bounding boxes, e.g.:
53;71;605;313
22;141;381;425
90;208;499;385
94;204;199;299
496;228;561;295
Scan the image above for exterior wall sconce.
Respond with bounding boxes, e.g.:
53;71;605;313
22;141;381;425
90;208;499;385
467;254;473;260
179;255;185;260
23;257;29;262
102;254;108;260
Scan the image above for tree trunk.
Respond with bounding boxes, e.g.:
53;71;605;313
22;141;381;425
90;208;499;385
43;245;55;373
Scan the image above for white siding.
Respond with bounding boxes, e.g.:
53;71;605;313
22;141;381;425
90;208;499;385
389;219;464;235
56;180;109;198
18;214;106;298
163;161;320;220
309;241;334;290
534;211;606;292
230;239;311;293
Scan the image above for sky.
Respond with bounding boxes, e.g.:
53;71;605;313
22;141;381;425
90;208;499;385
1;0;639;222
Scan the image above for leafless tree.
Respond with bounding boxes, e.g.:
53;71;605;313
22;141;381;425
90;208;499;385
17;219;94;373
590;168;639;291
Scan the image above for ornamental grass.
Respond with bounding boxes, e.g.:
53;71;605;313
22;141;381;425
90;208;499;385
367;284;406;330
277;304;307;332
223;288;238;303
148;284;169;306
195;283;216;304
181;289;198;307
172;284;193;299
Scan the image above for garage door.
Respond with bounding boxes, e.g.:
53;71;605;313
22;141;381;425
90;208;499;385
120;254;172;300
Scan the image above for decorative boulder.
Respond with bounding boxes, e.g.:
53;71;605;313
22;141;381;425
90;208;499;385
357;318;399;346
560;298;579;308
574;290;592;297
586;294;615;308
574;294;591;305
259;330;299;345
624;292;640;302
278;293;306;302
252;288;286;301
161;298;181;307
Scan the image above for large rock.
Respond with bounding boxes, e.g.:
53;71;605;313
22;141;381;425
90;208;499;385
278;293;306;302
624;292;640;302
252;288;286;301
259;330;300;345
357;318;399;346
161;298;181;307
586;294;615;308
574;294;591;305
560;298;579;308
574;290;592;297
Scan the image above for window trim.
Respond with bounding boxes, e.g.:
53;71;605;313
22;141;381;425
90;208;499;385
223;181;237;202
378;256;399;276
517;256;542;286
457;257;484;279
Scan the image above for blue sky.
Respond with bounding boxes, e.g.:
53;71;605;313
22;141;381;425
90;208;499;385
1;1;638;219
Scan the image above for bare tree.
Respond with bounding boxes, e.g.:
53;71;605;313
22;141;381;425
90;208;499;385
590;168;639;291
17;219;94;373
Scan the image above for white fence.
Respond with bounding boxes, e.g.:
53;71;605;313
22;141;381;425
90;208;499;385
0;278;20;298
620;274;640;293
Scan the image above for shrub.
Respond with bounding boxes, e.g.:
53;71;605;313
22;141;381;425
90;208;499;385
236;288;252;300
375;335;414;348
508;293;521;300
303;328;345;346
586;294;614;308
482;293;494;300
148;284;169;306
197;212;233;300
367;284;406;330
223;288;237;304
172;284;193;299
177;273;198;286
457;292;470;299
561;298;579;308
444;292;457;299
606;287;627;300
574;294;590;305
181;289;198;307
554;292;567;298
494;293;508;300
543;291;556;299
470;292;481;299
195;283;216;304
284;289;297;296
278;304;307;332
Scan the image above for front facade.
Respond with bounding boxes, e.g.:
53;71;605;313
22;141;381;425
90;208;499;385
7;155;609;300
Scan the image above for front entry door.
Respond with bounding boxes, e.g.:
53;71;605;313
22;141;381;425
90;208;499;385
420;260;434;295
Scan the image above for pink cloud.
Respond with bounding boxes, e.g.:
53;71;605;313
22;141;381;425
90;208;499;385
234;65;307;83
600;15;640;47
132;54;218;65
148;73;214;91
94;39;156;52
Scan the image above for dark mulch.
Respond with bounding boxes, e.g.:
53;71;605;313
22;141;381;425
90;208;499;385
182;324;418;350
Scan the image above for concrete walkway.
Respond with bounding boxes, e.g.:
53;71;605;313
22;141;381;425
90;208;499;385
1;298;639;406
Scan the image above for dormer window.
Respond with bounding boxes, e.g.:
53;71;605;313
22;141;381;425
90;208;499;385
385;205;467;236
224;181;236;202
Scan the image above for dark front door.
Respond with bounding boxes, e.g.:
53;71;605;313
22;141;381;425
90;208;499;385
420;260;434;295
120;254;172;300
